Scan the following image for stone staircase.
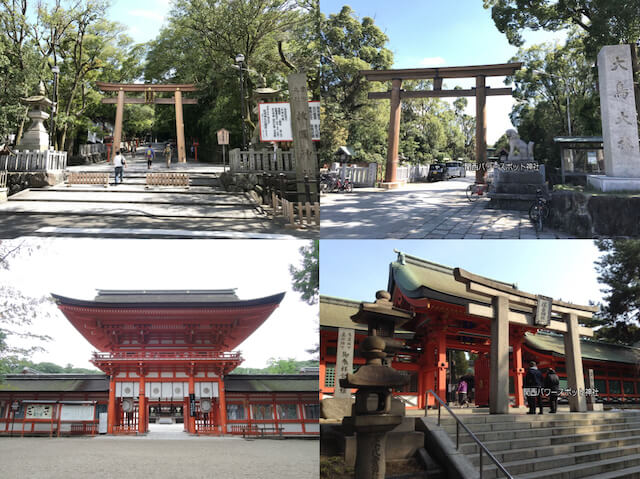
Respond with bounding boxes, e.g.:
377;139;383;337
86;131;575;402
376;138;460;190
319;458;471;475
433;410;640;478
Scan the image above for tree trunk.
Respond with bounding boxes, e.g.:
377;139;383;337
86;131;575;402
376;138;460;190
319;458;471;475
15;106;29;146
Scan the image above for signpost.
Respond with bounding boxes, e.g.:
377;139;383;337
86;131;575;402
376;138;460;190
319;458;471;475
217;128;230;172
258;101;321;142
535;295;553;326
189;393;196;418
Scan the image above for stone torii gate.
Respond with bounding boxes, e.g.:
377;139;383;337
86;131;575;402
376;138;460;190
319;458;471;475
454;267;597;414
96;82;198;163
360;62;523;188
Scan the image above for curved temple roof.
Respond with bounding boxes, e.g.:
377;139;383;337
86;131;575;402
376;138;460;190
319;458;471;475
52;290;285;352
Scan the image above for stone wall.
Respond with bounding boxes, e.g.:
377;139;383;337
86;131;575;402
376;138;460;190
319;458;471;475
550;190;640;237
6;171;65;196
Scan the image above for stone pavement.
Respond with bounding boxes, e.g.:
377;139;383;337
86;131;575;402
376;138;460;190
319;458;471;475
0;155;316;239
0;436;318;479
320;177;572;239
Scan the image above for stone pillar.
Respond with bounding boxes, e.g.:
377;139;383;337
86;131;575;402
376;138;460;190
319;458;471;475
356;432;389;479
138;377;146;434
512;335;525;407
112;89;125;162
334;328;355;399
475;75;487;184
563;313;587;412
175;89;186;163
597;45;640;178
288;72;318;202
490;295;510;414
385;79;403;185
107;377;116;434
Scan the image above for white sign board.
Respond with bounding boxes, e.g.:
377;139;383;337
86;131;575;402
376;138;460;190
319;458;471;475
26;404;53;419
60;404;94;421
259;102;320;142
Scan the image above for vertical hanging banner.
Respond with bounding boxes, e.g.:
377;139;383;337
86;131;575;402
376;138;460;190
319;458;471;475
259;101;321;142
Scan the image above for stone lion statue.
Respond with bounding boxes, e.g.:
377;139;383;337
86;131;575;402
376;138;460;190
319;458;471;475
506;129;534;160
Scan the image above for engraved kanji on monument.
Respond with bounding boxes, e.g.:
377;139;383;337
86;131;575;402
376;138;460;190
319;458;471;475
597;45;640;178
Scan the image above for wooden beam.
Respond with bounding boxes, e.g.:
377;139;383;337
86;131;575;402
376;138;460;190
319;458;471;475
368;87;513;100
360;62;523;82
96;82;197;92
101;98;198;105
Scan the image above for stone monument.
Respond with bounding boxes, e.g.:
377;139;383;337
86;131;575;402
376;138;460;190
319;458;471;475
18;82;53;152
488;129;547;210
588;44;640;192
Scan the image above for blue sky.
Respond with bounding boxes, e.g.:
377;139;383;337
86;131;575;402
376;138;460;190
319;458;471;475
320;240;604;308
321;0;568;143
109;0;172;44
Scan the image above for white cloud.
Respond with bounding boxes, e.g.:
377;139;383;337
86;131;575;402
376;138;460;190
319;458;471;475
128;9;166;22
419;56;447;67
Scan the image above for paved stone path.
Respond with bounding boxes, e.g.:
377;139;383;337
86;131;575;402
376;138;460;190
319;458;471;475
320;178;572;239
0;155;316;239
0;436;318;478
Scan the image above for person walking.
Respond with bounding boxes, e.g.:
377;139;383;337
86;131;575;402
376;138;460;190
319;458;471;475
113;150;126;185
457;378;468;407
163;143;172;168
525;361;544;414
544;368;560;414
145;144;155;169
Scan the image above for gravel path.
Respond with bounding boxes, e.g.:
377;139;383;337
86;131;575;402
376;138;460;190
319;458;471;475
0;437;319;479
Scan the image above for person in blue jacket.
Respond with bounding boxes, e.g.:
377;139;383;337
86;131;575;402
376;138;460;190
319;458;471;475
525;361;544;414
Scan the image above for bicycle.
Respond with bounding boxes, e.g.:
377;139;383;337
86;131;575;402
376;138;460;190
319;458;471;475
465;182;489;202
529;189;550;232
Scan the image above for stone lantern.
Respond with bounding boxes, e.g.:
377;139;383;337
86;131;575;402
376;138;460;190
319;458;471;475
341;290;414;479
18;82;53;152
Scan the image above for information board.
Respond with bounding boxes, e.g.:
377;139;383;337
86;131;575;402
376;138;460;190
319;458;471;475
259;102;320;142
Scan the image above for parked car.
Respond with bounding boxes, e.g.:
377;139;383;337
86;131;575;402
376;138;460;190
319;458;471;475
445;161;466;178
427;163;446;181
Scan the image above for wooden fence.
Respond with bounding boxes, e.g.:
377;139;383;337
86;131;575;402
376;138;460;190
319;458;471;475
230;148;320;174
67;172;109;187
271;194;320;229
146;172;190;188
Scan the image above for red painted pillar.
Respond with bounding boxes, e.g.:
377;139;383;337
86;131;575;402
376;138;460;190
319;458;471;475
188;375;195;434
436;328;448;402
218;378;227;435
513;335;525;407
107;378;116;434
417;367;425;409
424;341;436;407
138;376;146;433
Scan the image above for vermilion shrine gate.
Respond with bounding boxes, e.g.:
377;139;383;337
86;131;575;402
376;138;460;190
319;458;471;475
96;82;198;163
53;289;284;435
360;63;523;188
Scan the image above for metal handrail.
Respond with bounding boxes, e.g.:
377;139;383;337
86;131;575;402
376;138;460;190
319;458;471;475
424;390;513;479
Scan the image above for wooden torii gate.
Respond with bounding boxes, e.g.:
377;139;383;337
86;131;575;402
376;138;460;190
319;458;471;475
96;82;198;163
360;62;523;188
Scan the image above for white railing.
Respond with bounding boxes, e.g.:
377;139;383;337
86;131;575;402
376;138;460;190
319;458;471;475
331;163;431;187
397;165;430;183
79;144;107;157
1;150;67;171
0;170;6;188
332;163;378;187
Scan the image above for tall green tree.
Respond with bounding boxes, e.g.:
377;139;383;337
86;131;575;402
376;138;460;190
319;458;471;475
483;0;640;58
289;240;318;305
319;5;392;165
506;32;600;170
590;240;640;346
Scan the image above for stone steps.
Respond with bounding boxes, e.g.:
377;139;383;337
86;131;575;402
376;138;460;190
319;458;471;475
437;411;640;479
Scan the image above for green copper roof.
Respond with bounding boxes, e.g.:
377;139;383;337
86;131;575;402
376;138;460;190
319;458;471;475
388;253;517;307
223;375;318;393
319;295;414;337
525;332;640;365
0;375;108;392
